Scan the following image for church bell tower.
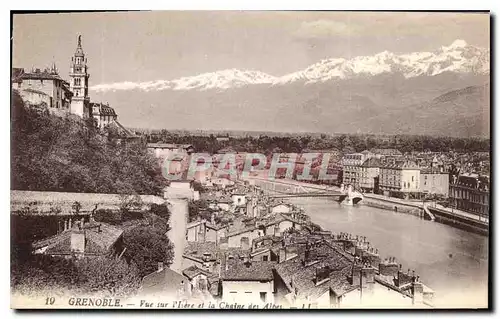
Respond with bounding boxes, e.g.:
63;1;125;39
69;35;90;118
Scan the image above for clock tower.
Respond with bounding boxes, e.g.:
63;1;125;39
69;35;90;118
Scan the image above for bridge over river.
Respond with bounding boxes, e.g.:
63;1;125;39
245;177;364;205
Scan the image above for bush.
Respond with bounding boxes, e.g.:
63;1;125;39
75;256;141;297
188;200;211;222
149;203;171;221
123;226;174;277
11;254;141;297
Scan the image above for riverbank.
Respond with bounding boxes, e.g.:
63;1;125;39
287;196;489;308
362;194;424;219
361;194;488;236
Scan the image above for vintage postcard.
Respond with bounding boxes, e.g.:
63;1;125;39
10;11;490;309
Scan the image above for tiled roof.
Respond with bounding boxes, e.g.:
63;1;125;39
381;160;419;170
273;241;354;300
361;157;382;168
19;70;64;81
221;260;275;281
252;235;282;247
182;265;213;280
227;225;257;237
91;102;117;116
141;267;188;295
33;222;123;255
184;241;218;261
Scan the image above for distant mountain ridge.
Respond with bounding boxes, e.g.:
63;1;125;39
91;40;489;92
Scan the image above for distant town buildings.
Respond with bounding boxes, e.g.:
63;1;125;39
420;168;449;197
147;143;195;159
379;160;421;199
359;157;381;193
449;174;489;217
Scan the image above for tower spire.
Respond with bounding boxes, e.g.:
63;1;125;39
75;35;84;57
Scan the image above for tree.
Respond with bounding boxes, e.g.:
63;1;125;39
123;226;174;277
11;90;165;195
188;200;211;222
149;203;171;221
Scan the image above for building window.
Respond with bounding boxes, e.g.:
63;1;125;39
260;292;267;302
412;176;414;182
263;255;268;261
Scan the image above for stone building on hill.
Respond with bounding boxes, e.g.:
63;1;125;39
12;64;73;114
12;35;122;131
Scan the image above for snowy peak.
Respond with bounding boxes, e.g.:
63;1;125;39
91;69;276;92
91;40;489;92
279;39;489;83
442;39;468;51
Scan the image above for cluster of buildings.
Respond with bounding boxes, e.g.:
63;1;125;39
341;149;490;217
139;179;434;308
12;35;127;131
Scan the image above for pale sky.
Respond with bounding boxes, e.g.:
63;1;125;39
12;11;490;86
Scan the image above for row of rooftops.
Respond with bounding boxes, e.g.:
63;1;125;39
146;143;194;150
452;174;490;191
181;230;430;304
12;66;65;83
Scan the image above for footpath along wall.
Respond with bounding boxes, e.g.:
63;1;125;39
362;195;425;219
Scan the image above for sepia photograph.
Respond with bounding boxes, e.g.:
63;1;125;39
10;10;490;310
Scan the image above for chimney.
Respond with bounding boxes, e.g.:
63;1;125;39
157;262;164;272
219;237;228;250
412;276;424;305
243;254;252;268
315;266;331;286
361;265;375;286
379;258;399;278
279;246;287;263
351;261;362;286
240;237;250;250
70;230;85;254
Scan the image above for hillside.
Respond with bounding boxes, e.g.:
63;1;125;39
10;90;164;194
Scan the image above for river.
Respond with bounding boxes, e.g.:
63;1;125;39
287;197;489;308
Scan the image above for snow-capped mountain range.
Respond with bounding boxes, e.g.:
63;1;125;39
91;40;489;92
